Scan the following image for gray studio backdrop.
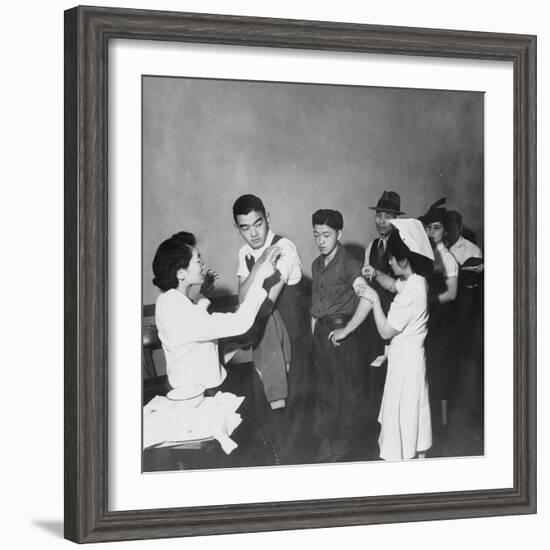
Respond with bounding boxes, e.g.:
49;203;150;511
143;76;484;307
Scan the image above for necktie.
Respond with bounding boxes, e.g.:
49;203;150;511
376;239;385;266
245;254;255;272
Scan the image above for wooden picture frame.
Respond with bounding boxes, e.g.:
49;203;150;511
64;5;536;543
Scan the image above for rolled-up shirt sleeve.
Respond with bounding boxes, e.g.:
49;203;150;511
236;247;249;279
276;240;299;284
442;252;459;279
156;286;267;346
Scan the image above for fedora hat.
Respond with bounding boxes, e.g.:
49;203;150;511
369;190;405;215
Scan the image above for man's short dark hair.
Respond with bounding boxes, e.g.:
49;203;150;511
152;231;196;291
232;194;267;222
312;209;344;231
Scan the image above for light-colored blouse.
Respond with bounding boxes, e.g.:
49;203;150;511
155;285;267;395
387;274;429;346
433;241;459;279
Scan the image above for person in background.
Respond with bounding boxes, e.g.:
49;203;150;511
310;209;371;462
153;231;279;400
445;210;483;267
361;191;405;453
420;199;459;436
356;218;434;460
445;210;485;452
233;194;314;464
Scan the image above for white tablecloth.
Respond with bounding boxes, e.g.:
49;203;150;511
143;392;245;454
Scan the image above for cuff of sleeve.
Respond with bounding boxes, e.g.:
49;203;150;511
196;297;211;309
387;319;402;333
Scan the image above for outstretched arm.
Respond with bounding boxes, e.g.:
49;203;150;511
436;276;458;304
355;281;400;340
327;277;372;347
362;265;398;293
162;249;280;345
370;298;399;340
238;245;282;302
238;265;261;303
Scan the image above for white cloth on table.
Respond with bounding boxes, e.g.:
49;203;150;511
155;285;267;395
378;274;432;460
143;392;245;454
237;229;302;286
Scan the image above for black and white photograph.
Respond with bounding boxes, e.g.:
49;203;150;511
141;76;485;472
2;0;539;547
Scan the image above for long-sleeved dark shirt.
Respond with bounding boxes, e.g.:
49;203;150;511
310;245;362;319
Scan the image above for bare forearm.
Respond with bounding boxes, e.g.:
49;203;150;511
374;270;398;293
238;266;261;302
371;299;386;334
247;276;284;319
437;290;453;304
371;298;398;340
343;298;372;336
437;277;458;304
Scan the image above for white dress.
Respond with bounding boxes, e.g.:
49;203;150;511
378;274;432;460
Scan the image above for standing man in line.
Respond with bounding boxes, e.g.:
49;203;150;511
233;194;314;464
310;209;371;462
361;192;405;437
444;209;484;448
445;210;483;267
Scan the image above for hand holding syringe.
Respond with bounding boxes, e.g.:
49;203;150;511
361;264;377;282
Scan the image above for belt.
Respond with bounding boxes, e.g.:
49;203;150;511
316;314;351;329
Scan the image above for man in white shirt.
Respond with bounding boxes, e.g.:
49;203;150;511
444;210;484;435
445;210;483;267
233;194;314;464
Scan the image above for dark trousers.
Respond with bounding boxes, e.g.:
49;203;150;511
252;368;285;435
312;320;365;446
252;330;319;465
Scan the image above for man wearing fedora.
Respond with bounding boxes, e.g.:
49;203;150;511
361;191;405;448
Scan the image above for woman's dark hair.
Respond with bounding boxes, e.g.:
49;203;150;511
232;194;267;222
387;229;433;278
312;209;344;231
152;231;196;291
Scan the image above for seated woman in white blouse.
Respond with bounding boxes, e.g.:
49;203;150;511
152;231;280;400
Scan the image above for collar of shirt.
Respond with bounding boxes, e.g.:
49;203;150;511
165;288;192;305
318;243;344;271
451;235;466;249
244;229;276;261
